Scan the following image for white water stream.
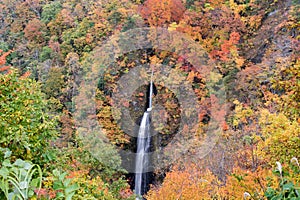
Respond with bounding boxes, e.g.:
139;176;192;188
134;69;154;199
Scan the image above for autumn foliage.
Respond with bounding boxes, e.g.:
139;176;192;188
139;0;185;26
146;164;218;200
0;0;299;199
0;50;10;72
24;18;45;43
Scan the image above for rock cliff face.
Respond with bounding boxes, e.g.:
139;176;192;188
232;0;298;107
242;0;293;64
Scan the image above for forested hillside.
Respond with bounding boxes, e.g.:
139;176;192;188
0;0;299;199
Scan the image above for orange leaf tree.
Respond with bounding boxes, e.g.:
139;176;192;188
139;0;185;27
146;164;218;200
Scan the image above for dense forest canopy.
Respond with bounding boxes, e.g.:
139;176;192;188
0;0;299;199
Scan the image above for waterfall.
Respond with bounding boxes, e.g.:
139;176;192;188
134;69;154;199
149;69;154;109
134;111;151;198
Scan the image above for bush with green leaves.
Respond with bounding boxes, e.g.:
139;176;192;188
265;159;300;200
41;2;62;24
0;69;58;164
45;145;134;199
50;169;79;200
0;149;42;200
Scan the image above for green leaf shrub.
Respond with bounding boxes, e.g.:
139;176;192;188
0;69;58;164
